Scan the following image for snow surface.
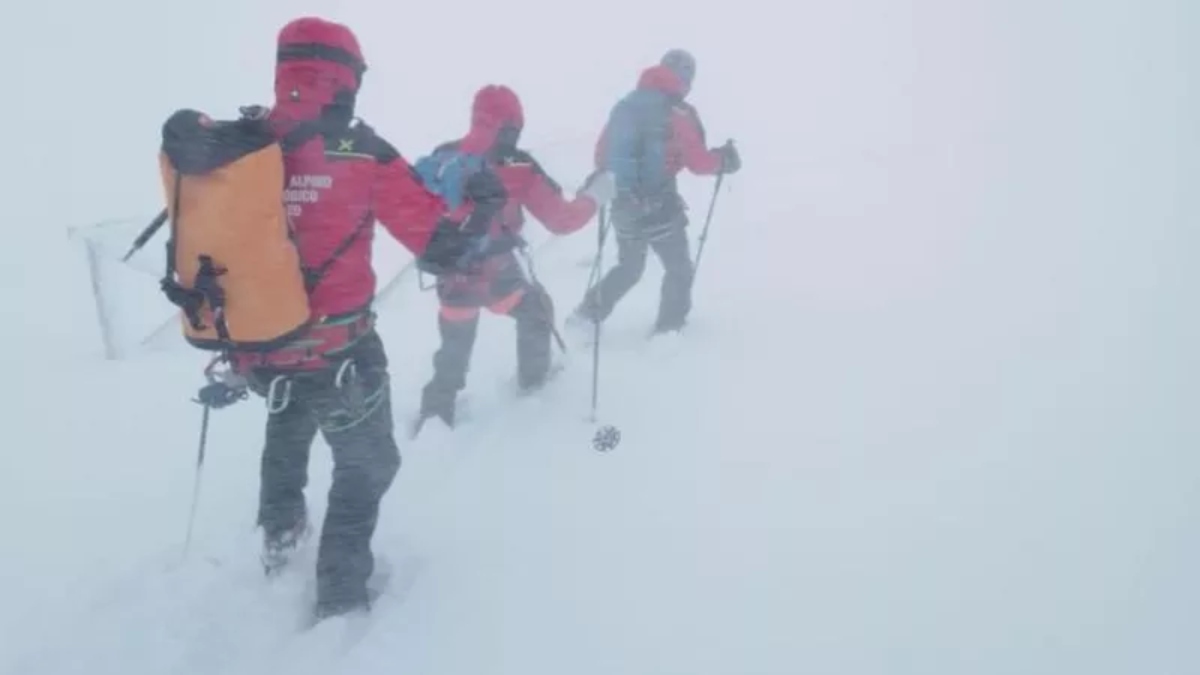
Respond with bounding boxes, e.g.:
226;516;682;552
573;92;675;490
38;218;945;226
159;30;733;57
3;1;1198;673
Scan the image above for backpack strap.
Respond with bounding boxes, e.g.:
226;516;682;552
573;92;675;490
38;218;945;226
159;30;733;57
159;170;233;342
302;207;374;294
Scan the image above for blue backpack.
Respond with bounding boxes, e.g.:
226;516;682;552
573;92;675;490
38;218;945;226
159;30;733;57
413;143;501;277
413;143;488;210
600;88;675;197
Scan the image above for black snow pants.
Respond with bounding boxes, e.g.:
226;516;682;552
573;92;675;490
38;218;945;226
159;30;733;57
250;327;400;615
420;251;555;423
580;204;695;332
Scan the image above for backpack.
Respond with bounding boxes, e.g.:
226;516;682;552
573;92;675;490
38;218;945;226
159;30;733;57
600;88;675;197
413;143;488;211
412;143;497;276
156;108;314;353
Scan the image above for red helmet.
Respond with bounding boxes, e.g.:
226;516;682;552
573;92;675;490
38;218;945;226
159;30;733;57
460;84;525;153
273;17;367;126
471;85;524;133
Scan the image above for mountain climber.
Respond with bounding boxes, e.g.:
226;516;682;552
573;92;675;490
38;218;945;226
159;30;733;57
231;17;489;622
412;84;615;431
572;49;740;335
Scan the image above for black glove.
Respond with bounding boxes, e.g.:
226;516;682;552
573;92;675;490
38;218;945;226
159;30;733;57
417;168;510;276
716;140;741;174
418;217;470;276
238;105;271;121
417;219;514;276
196;380;248;409
462;167;507;231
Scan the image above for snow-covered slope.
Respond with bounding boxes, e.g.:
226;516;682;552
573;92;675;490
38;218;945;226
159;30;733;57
3;1;1196;674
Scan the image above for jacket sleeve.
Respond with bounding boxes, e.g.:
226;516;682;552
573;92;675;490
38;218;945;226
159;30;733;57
672;107;724;175
371;153;448;256
518;157;597;235
593;125;609;169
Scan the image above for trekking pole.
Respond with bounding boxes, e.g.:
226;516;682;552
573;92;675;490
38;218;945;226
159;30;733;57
585;209;611;293
589;207;608;422
515;244;567;354
692;170;726;279
179;357;246;560
182;402;212;559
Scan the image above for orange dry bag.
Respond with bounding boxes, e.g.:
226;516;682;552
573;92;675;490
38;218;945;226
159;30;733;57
157;109;313;352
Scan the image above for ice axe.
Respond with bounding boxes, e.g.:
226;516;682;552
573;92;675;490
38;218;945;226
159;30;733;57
122;208;169;262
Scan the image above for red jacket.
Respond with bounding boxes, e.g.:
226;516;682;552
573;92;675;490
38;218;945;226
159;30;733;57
442;85;598;242
272;117;445;319
491;146;598;237
266;16;447;320
594;65;724;178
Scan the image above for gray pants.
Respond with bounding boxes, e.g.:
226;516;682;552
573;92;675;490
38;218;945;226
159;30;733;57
419;275;556;426
251;329;400;614
581;216;695;332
